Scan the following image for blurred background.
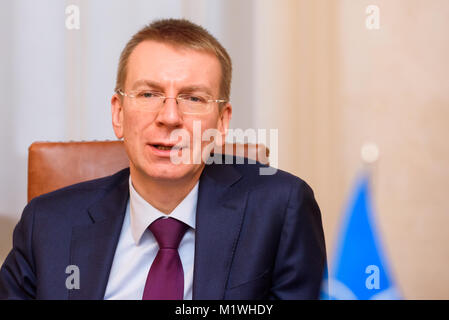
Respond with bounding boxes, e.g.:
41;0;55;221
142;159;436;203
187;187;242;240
0;0;448;299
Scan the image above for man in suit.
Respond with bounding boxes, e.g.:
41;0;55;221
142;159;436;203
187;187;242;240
0;19;326;300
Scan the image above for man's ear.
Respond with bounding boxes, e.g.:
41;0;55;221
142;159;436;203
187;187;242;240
111;94;124;139
217;102;232;146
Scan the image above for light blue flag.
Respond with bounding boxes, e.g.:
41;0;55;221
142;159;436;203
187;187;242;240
321;173;401;300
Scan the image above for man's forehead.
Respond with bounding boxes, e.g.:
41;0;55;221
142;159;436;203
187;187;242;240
125;40;222;92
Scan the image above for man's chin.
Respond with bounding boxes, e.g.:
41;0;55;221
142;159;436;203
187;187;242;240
139;162;204;182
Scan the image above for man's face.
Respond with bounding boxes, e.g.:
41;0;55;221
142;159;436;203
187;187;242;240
111;40;232;184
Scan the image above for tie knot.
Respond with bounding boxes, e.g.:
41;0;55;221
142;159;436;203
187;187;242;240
149;217;189;249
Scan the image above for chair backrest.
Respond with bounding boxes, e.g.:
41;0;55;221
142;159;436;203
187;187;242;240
27;141;269;202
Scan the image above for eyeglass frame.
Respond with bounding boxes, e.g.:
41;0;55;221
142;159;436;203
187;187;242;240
116;89;228;115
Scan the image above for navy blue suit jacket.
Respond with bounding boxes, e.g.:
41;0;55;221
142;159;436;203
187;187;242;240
0;158;326;299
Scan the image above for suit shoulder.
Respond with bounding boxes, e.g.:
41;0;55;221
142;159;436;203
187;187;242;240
229;159;307;184
29;168;129;213
230;159;312;193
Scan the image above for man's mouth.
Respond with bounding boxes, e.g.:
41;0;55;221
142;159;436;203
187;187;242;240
150;144;183;151
153;145;173;150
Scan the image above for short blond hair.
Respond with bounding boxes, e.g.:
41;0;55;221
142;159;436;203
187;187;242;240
115;18;232;101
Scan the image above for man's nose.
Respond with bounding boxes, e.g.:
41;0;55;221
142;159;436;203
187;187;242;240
155;97;183;127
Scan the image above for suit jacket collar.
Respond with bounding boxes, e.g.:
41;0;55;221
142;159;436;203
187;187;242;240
69;161;248;300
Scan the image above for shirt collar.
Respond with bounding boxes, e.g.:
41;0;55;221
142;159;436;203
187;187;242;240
129;175;198;245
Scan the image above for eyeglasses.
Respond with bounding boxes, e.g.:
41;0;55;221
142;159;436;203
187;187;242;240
117;89;227;115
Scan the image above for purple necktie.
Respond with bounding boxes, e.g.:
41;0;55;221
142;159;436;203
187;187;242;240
142;217;189;300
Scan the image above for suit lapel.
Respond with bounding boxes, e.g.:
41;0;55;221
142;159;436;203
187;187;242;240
68;172;129;300
192;162;249;299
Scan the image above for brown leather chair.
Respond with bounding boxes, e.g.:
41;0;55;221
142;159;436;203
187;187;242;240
27;141;269;202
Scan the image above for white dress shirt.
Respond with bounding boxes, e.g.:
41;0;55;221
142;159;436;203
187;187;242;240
104;176;198;300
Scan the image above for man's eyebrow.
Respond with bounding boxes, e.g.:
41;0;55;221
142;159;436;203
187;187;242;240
130;81;214;96
130;80;164;90
179;85;213;96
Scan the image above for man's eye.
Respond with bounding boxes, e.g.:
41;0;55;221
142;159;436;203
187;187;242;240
183;95;206;103
137;91;160;98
